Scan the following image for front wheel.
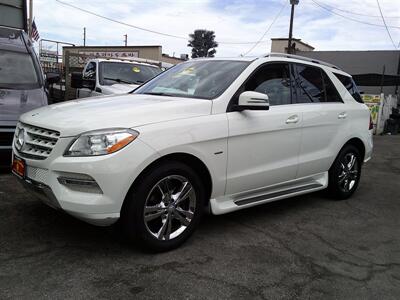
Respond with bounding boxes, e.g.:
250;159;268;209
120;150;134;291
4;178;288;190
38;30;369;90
327;145;362;200
121;161;205;252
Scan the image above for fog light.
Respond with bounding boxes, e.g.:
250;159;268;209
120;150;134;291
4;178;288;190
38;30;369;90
57;173;103;194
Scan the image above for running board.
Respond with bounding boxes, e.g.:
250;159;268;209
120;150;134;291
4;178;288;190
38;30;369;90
234;183;323;206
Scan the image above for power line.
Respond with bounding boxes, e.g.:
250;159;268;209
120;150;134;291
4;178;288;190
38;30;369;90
55;0;273;45
310;0;400;29
313;0;400;19
376;0;398;49
242;0;288;56
55;0;188;40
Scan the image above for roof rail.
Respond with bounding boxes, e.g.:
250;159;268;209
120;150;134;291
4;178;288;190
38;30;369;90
265;52;341;70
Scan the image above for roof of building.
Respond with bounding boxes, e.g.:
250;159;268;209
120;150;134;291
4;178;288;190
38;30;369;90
271;38;315;50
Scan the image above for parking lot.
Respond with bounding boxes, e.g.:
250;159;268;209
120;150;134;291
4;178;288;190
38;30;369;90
0;135;399;299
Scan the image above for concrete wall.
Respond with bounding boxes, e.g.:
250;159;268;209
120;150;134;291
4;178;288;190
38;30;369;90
298;50;400;95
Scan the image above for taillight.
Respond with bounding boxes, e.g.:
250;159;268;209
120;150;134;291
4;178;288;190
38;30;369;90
369;115;373;130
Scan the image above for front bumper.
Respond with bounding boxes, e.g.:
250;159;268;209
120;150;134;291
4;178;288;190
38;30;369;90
16;176;61;210
12;136;159;226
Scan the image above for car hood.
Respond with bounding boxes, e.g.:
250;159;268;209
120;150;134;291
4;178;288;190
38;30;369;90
101;83;139;95
20;94;212;137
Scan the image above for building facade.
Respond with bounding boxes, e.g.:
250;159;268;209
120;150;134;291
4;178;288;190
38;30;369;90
63;45;163;63
298;50;400;95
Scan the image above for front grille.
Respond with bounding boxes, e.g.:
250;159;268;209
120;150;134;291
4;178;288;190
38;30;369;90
15;122;60;160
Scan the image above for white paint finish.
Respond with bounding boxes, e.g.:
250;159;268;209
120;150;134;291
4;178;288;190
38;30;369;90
296;102;349;178
226;105;302;195
20;94;212;137
137;113;229;199
14;54;373;226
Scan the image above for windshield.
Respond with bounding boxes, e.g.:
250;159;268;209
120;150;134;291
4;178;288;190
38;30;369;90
134;60;250;100
99;62;162;86
0;50;39;89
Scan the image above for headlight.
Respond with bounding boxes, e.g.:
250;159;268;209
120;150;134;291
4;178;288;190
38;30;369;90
64;129;139;157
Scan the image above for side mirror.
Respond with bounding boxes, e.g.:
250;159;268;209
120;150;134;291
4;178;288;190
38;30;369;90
46;72;61;85
233;91;269;111
71;72;95;90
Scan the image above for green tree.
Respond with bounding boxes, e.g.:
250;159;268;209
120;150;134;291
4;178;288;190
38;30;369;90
188;29;218;58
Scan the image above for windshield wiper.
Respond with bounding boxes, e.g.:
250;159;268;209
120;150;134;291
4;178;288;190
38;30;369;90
103;77;134;84
142;92;173;97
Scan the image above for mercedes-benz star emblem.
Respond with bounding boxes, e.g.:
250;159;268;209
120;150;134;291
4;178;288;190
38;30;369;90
16;128;25;151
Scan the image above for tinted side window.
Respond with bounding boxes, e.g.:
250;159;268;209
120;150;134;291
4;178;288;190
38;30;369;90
321;71;343;102
84;62;96;79
294;64;325;103
244;63;292;106
334;73;363;103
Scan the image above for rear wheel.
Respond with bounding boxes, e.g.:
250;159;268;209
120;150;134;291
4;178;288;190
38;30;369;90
327;145;362;200
121;161;205;252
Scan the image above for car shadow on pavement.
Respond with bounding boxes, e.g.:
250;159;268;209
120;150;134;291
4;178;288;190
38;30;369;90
1;170;324;256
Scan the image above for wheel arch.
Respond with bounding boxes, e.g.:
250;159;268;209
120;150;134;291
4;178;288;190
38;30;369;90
340;137;366;163
122;152;213;210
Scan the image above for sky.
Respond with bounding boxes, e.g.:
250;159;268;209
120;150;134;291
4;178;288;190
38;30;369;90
33;0;400;58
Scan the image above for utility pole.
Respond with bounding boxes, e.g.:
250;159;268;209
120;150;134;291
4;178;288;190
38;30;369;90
287;0;299;54
124;34;127;46
28;0;33;37
83;27;86;46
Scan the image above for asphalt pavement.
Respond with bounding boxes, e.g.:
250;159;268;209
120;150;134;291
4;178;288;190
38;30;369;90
0;136;399;299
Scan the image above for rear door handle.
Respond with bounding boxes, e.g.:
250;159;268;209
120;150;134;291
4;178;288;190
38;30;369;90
338;112;347;119
286;115;299;124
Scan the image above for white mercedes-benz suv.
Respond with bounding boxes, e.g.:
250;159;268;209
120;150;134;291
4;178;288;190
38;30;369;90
12;53;373;251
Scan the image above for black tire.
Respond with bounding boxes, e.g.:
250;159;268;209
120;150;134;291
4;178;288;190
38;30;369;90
327;144;362;200
121;161;205;252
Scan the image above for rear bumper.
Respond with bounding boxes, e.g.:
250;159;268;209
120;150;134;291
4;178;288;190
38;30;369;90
364;130;373;163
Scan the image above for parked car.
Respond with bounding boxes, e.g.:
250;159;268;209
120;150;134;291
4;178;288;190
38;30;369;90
72;58;163;98
12;53;373;251
0;26;58;169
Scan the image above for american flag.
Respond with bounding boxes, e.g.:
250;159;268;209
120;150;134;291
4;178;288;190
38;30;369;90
31;20;40;41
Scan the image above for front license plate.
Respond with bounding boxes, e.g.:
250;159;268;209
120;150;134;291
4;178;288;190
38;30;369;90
12;155;26;179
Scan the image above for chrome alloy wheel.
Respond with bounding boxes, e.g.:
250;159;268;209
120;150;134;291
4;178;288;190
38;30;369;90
338;153;359;193
143;175;196;241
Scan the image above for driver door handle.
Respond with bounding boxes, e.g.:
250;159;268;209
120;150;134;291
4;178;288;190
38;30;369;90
338;112;347;119
286;115;299;124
